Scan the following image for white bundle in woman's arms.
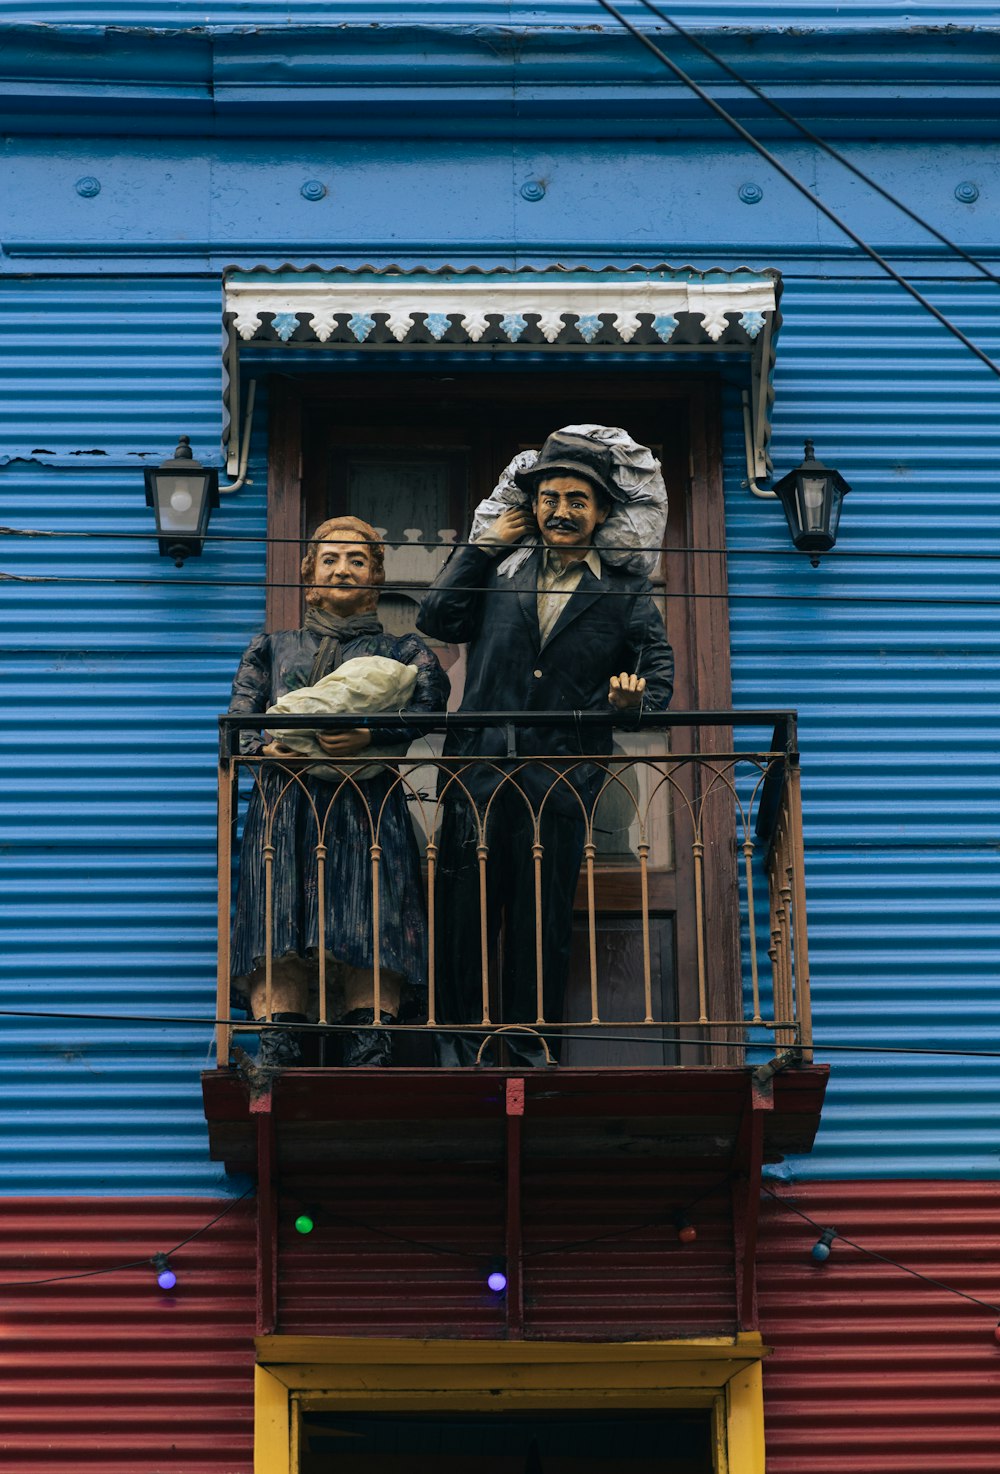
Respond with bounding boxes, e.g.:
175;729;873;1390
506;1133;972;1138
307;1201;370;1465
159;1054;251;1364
266;656;419;778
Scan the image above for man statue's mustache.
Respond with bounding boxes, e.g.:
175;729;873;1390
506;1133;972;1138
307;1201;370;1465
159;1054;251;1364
544;517;578;531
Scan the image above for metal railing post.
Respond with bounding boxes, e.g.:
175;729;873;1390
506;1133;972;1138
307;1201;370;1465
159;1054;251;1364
216;745;236;1067
785;759;813;1061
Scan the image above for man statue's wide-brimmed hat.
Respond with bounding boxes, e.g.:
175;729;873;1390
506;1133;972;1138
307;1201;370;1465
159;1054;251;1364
513;431;617;501
472;423;668;576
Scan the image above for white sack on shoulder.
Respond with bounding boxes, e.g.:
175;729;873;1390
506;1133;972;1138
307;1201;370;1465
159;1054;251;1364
469;423;668;578
266;655;419;779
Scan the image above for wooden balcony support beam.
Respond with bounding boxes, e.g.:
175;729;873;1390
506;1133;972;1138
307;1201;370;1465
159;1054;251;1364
253;1087;278;1336
731;1075;771;1333
505;1077;525;1339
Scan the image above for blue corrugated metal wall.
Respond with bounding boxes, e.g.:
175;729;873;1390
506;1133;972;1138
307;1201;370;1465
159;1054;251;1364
0;277;267;1193
727;275;1000;1179
3;0;1000;1193
5;2;1000;25
0;277;222;463
3;265;999;1190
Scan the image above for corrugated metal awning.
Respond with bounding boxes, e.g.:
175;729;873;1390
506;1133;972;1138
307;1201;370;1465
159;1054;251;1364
222;264;781;478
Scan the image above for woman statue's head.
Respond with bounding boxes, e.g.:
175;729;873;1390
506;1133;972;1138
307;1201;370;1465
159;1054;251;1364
301;516;386;615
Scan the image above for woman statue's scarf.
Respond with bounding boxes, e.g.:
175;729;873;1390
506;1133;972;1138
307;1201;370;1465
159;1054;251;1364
303;607;383;684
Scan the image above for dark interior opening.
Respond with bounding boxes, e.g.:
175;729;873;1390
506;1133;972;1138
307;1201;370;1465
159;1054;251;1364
298;1408;714;1473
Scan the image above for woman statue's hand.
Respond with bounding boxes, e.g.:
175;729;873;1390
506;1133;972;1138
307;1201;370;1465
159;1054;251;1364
315;729;373;757
261;738;299;757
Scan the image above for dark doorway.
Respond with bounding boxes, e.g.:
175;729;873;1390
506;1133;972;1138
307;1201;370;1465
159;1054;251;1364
298;1409;714;1474
267;371;739;1057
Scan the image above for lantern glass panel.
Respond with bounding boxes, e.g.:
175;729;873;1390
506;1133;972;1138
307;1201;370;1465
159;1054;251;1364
797;473;829;534
152;472;211;535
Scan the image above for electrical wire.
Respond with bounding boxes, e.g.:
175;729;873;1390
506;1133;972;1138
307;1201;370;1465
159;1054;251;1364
285;1181;1000;1319
6;526;1000;562
593;0;1000;381
7;574;1000;607
284;1174;732;1264
0;1184;256;1290
1;1007;1000;1062
524;1172;733;1257
633;0;1000;290
291;1206;482;1262
761;1185;1000;1316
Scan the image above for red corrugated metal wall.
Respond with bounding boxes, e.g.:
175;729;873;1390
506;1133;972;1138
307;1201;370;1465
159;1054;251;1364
758;1182;1000;1474
7;1183;997;1469
0;1198;256;1473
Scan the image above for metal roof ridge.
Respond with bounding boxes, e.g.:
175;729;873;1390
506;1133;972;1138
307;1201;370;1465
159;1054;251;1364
223;262;783;281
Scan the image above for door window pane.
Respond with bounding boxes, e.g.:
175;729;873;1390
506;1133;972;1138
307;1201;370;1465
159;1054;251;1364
332;451;463;636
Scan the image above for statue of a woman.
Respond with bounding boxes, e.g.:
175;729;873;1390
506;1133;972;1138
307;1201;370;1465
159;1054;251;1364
228;516;450;1067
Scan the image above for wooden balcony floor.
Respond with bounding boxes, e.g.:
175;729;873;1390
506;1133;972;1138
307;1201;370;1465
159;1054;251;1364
202;1066;829;1174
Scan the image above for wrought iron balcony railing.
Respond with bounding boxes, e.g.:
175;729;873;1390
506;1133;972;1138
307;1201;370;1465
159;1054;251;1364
215;711;810;1069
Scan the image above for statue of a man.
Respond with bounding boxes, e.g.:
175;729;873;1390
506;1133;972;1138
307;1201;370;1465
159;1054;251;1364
417;429;674;1066
229;516;450;1067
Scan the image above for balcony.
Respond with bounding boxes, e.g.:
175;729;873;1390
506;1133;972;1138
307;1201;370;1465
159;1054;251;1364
211;709;812;1068
202;711;826;1337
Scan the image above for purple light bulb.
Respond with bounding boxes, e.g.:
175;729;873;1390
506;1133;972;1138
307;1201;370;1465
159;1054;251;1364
487;1270;507;1293
151;1253;177;1291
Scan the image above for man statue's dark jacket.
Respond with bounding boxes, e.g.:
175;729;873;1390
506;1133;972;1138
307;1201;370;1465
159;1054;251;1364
417;541;675;806
417;540;675;1049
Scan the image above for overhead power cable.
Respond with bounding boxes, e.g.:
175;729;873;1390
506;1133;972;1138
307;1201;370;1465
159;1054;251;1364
6;525;1000;563
2;1006;1000;1062
593;0;1000;381
635;0;1000;290
6;571;1000;606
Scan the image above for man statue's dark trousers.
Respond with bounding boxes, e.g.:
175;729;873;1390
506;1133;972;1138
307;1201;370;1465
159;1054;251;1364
434;781;587;1068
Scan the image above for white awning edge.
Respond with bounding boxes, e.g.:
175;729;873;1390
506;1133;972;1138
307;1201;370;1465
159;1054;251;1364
222;268;781;479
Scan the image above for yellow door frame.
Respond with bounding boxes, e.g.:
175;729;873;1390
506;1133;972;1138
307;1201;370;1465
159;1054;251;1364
254;1334;767;1474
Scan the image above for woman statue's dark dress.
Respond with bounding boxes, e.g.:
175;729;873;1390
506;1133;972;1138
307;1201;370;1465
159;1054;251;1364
228;518;449;1066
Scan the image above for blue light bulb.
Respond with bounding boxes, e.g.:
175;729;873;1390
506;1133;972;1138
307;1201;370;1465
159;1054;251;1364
811;1229;836;1263
487;1270;507;1293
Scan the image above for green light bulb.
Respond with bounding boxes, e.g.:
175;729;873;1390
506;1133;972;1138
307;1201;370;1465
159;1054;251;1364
294;1213;315;1235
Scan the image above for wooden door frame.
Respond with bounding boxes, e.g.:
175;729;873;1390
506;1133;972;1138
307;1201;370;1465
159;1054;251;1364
265;370;740;1052
267;370;732;703
254;1334;767;1474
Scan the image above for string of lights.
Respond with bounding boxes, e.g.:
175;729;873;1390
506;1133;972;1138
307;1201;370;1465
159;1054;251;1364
593;0;1000;381
4;1167;997;1342
0;1180;723;1297
523;1173;731;1257
1;1006;999;1062
633;0;1000;290
289;1204;481;1261
761;1185;1000;1330
0;1184;255;1291
5;526;1000;562
290;1203;689;1261
287;1173;732;1285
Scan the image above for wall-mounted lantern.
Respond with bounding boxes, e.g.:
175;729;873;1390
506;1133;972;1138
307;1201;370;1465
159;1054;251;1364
772;439;851;566
144;436;220;567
